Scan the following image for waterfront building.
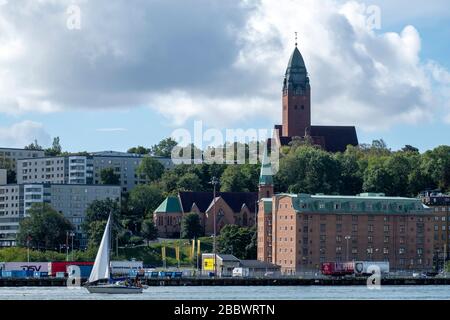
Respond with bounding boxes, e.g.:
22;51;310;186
256;151;439;273
0;183;121;247
16;153;172;193
154;192;258;238
419;190;450;268
258;192;433;274
271;44;358;152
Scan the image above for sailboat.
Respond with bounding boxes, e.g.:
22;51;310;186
85;213;144;294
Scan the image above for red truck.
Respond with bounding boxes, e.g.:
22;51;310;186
48;261;94;277
321;262;355;276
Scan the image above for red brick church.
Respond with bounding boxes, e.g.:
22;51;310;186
273;43;358;152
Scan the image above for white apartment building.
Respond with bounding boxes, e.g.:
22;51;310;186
0;183;121;248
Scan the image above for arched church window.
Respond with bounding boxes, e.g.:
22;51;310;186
243;212;248;226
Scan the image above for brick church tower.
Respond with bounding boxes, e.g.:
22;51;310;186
282;43;311;138
258;146;274;200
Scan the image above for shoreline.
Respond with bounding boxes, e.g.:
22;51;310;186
1;277;450;287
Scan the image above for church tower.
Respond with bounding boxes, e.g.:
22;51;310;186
282;42;311;138
258;145;274;200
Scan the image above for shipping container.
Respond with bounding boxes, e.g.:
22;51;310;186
67;265;94;278
354;261;389;275
48;261;94;277
2;262;49;273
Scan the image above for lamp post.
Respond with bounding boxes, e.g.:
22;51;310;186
65;231;69;262
209;176;220;277
70;232;75;261
344;235;351;261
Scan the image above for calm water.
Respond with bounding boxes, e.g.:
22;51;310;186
0;286;449;300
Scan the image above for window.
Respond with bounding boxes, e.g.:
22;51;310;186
352;224;358;232
336;235;342;242
384;225;390;232
336;247;342;253
320;224;326;233
336;215;342;221
336;224;342;233
368;236;373;243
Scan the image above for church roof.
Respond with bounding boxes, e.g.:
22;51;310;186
179;191;258;213
275;125;358;153
284;47;309;90
309;125;359;153
154;196;182;213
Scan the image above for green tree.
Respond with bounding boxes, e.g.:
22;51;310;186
421;146;450;192
150;138;178;158
276;146;341;194
142;217;158;243
45;137;62;156
177;173;202;191
128;184;164;217
83;198;121;247
136;156;165;182
17;203;73;250
24;139;43;151
127;146;150;155
217;225;256;260
220;165;246;192
100;167;121;185
181;213;204;239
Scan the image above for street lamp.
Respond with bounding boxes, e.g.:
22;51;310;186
344;235;351;261
209;176;220;277
70;232;75;261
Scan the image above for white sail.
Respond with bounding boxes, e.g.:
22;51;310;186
88;214;111;283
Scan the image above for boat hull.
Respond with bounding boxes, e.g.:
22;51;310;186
86;285;143;294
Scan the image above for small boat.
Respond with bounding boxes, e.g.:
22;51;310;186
85;214;143;294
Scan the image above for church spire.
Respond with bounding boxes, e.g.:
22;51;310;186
259;145;274;200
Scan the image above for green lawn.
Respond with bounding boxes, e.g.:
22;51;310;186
0;237;214;267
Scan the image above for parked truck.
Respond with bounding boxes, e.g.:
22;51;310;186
354;261;389;275
232;267;250;278
321;261;390;276
320;262;354;276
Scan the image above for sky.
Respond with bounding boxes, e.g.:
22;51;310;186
0;0;449;152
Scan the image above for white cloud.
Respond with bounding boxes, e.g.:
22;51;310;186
0;121;51;147
0;0;448;131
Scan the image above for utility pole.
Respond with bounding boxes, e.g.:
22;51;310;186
65;231;69;262
70;232;75;261
210;176;219;277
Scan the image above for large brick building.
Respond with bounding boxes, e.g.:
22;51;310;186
272;44;358;152
256;152;442;274
419;190;450;268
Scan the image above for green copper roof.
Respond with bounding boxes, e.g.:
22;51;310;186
259;146;274;186
284;46;309;91
154;196;182;213
280;193;430;215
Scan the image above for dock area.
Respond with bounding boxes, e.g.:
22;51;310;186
1;277;450;287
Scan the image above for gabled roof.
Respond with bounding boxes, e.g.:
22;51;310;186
239;260;280;269
154;196;182;213
179;192;258;213
309;125;358;152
